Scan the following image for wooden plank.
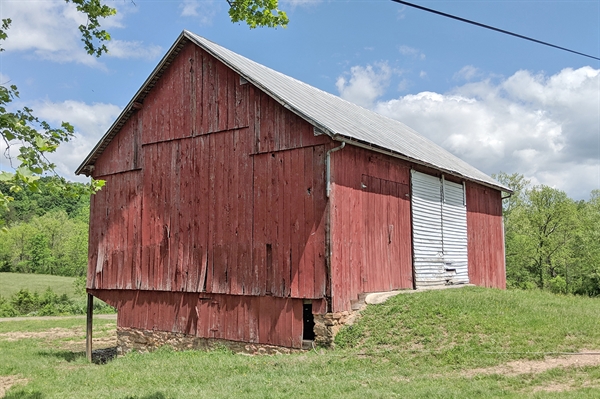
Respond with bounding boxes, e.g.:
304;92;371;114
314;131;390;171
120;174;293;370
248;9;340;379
312;145;327;298
239;129;253;295
248;296;258;343
195;135;211;292
206;133;217;293
234;74;249;128
211;132;228;293
217;61;229;132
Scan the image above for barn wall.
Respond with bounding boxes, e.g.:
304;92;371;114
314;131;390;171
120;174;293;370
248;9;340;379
329;145;413;312
466;182;506;288
88;43;330;303
90;289;305;348
93;113;142;177
88;171;142;290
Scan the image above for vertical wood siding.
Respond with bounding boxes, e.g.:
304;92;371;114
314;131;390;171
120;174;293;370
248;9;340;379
90;289;304;348
252;145;327;299
93;113;142;176
88;42;331;349
329;146;413;312
88;172;142;290
465;182;506;288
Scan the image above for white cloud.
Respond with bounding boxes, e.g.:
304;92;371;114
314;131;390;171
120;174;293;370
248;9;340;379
34;100;122;182
1;2;158;67
179;0;219;25
454;65;480;81
398;45;425;60
106;40;162;60
371;67;600;200
336;63;393;108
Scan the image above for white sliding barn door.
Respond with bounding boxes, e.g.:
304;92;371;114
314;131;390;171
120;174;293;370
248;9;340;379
411;170;469;287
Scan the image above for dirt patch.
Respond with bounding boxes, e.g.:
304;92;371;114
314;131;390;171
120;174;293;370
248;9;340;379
0;375;28;397
0;327;85;341
464;351;600;377
60;335;117;351
531;382;574;393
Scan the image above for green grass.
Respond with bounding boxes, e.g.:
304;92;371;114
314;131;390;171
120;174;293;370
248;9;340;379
2;288;600;398
0;273;76;298
335;287;600;368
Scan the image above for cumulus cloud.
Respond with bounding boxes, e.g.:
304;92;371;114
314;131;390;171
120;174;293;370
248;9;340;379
106;40;163;60
336;62;393;108
2;2;158;66
370;67;600;200
34;101;122;181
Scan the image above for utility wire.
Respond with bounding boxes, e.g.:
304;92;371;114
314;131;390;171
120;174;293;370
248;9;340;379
391;0;600;61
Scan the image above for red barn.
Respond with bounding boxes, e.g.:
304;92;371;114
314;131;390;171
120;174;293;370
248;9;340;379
77;31;509;351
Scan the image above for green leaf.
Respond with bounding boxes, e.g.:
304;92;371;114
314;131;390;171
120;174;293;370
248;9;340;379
0;171;14;182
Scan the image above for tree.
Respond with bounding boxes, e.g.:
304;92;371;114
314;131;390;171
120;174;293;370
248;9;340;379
523;186;578;290
492;172;530;215
228;0;289;28
497;173;600;296
0;3;110;215
569;190;600;296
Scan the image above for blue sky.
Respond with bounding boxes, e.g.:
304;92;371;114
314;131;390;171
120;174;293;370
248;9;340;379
1;0;599;199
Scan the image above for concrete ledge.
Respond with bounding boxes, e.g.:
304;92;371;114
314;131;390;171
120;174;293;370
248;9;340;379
365;284;475;305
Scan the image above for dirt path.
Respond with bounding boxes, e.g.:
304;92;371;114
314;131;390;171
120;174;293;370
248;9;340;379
463;351;600;377
0;314;117;322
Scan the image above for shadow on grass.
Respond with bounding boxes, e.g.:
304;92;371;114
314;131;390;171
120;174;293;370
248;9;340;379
124;393;167;399
36;346;117;364
36;349;85;362
4;390;44;399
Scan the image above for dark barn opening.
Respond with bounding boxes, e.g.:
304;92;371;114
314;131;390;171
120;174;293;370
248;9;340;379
303;303;315;341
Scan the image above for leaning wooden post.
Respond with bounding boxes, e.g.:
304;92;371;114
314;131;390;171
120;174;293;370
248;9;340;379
86;293;93;362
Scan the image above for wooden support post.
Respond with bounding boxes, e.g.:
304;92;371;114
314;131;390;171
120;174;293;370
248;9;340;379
86;293;93;362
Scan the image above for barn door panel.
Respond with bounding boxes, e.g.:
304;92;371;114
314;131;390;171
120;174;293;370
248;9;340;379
411;170;469;287
411;171;445;286
441;179;469;284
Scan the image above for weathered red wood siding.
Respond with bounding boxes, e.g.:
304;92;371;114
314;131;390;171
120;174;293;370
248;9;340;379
329;146;413;312
88;41;331;347
90;289;304;348
466;182;506;288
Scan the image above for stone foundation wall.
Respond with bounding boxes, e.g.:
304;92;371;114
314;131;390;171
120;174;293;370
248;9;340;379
117;306;364;354
117;327;303;355
313;309;362;347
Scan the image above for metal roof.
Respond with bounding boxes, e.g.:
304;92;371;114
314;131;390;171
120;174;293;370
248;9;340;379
76;30;509;192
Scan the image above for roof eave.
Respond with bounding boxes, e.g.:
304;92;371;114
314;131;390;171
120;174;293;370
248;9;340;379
330;134;513;194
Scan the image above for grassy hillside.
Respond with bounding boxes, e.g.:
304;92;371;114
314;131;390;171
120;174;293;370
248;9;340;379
0;272;76;298
3;287;600;398
335;287;600;369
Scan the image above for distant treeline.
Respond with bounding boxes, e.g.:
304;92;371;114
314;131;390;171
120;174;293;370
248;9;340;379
0;177;90;277
496;173;600;296
2;174;600;297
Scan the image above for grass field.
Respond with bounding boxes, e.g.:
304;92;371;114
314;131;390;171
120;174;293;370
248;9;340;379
0;273;77;298
2;287;600;398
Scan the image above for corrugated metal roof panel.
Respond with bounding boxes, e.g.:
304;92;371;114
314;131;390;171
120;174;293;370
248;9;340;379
76;30;509;192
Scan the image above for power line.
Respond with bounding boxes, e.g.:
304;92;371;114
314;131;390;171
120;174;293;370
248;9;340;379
391;0;600;61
